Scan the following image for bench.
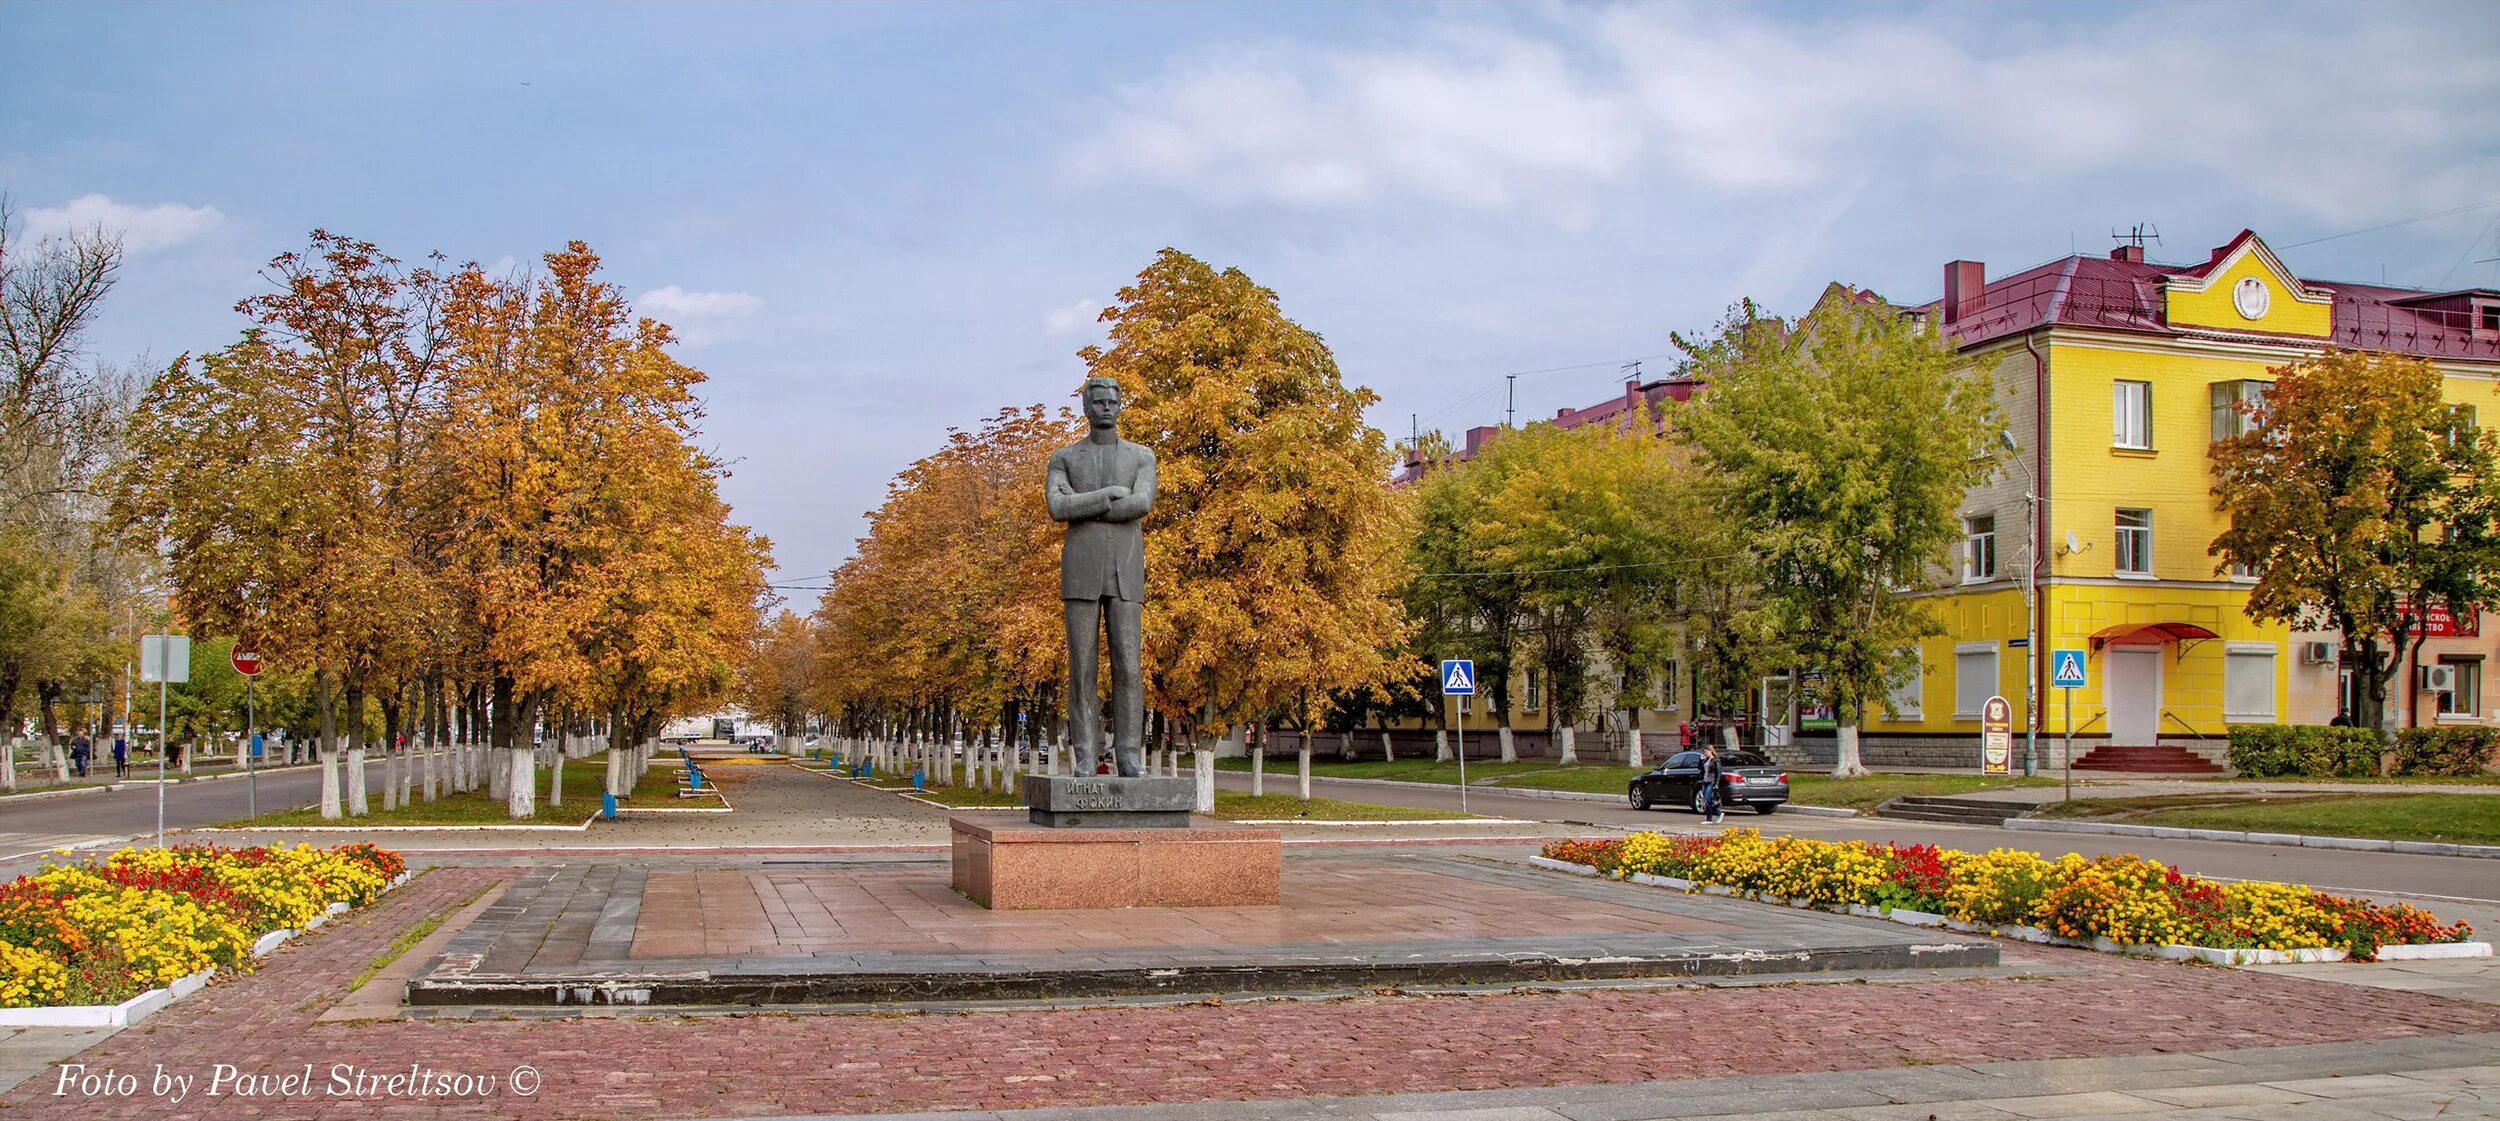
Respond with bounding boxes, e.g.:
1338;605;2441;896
677;748;709;794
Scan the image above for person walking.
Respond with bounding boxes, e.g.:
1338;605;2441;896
111;734;127;778
69;733;90;778
1699;743;1725;824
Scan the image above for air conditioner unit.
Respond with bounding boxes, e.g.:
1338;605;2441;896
2420;664;2459;693
2300;641;2337;666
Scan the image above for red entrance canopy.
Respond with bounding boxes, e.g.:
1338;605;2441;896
2088;622;2221;650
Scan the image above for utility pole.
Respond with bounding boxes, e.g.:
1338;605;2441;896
1505;374;1516;428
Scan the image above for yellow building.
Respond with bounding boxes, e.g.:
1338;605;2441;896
1877;231;2500;771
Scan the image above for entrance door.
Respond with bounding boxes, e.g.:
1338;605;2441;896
2104;648;2162;745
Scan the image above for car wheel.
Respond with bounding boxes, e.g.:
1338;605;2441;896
1753;802;1779;815
1629;786;1651;811
1690;788;1710;816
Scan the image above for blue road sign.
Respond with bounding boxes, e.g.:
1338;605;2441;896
1440;659;1477;695
2051;649;2088;689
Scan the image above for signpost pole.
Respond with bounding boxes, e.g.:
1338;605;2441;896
245;676;256;819
155;671;167;850
1450;696;1466;816
2063;685;2074;803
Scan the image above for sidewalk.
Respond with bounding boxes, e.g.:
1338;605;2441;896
758;1033;2500;1121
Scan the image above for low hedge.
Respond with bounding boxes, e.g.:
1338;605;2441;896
2392;726;2500;777
2227;725;2385;778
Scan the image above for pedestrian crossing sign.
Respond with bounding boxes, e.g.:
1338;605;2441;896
2052;649;2088;689
1439;659;1477;696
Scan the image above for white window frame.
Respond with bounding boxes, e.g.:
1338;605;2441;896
2223;641;2278;723
2436;657;2483;721
1953;641;1998;721
1524;668;1542;712
1654;660;1679;711
1963;515;1997;583
1883;653;1923;721
2115;508;2153;576
2114;381;2152;449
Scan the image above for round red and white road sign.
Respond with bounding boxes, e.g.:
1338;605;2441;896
230;650;262;677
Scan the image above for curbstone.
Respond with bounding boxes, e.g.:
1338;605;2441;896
2006;817;2499;859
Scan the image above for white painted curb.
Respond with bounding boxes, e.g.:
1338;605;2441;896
2007;817;2500;860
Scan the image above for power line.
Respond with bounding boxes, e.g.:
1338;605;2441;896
2278;197;2500;250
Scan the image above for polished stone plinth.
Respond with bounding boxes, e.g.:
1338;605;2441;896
950;816;1281;910
1020;773;1195;828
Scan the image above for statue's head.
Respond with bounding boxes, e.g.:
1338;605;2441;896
1081;376;1123;430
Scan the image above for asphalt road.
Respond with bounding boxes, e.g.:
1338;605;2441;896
1213;770;2500;927
0;759;381;867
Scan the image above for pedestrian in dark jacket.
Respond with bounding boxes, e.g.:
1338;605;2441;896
111;736;127;777
70;734;90;778
1699;744;1724;824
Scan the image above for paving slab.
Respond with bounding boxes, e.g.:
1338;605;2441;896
406;850;2000;1006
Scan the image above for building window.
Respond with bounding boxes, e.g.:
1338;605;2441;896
2115;509;2153;575
1963;515;1997;582
2114;381;2152;449
1953;643;1997;720
2437;658;2483;718
2224;643;2277;723
1884;654;1923;721
2449;405;2479;448
2481;304;2500;334
1524;668;1542;712
2227;560;2260;581
2210;380;2269;441
1655;660;1679;711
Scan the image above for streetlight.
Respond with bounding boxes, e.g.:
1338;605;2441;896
1998;430;2041;777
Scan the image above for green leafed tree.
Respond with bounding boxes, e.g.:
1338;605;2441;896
1679;292;2000;777
2209;348;2500;734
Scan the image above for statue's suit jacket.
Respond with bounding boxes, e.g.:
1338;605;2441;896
1046;437;1157;603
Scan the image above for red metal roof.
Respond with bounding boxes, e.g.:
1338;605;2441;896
1913;236;2500;363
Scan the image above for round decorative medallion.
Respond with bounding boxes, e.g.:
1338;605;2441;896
2233;275;2270;320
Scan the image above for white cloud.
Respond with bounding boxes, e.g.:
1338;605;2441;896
1043;299;1102;337
636;285;765;346
22;194;224;254
1061;4;2500;226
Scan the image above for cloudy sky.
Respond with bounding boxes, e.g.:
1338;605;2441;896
7;1;2498;606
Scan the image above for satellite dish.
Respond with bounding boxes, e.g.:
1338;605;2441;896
2063;530;2081;554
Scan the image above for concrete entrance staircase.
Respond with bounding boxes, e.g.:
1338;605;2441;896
2069;744;2224;775
1873;796;2033;826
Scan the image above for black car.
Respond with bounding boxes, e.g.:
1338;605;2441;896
1627;750;1789;815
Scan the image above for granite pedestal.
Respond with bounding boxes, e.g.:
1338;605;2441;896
945;774;1281;909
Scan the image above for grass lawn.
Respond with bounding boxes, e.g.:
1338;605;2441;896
860;777;1460;821
218;753;680;827
2032;792;2500;845
1210;790;1470;821
1783;773;2064;811
1213;756;1571;786
2176;773;2500;786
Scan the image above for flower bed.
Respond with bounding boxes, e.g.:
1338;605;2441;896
0;842;405;1012
1538;829;2478;963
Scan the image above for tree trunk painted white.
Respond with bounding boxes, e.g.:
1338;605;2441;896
1381;731;1394;763
382;746;398;811
549;748;564;806
345;745;368;815
1556;725;1578;765
1832;721;1870;778
1338;729;1353;761
1250;738;1264;796
319;748;341;819
1722;724;1740;752
3;739;14;791
1626;727;1644;770
1194;750;1215;813
1497;727;1517;764
180;740;193;775
1297;745;1312;801
507;747;535;818
605;745;624;797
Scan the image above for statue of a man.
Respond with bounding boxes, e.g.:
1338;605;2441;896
1047;376;1157;777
